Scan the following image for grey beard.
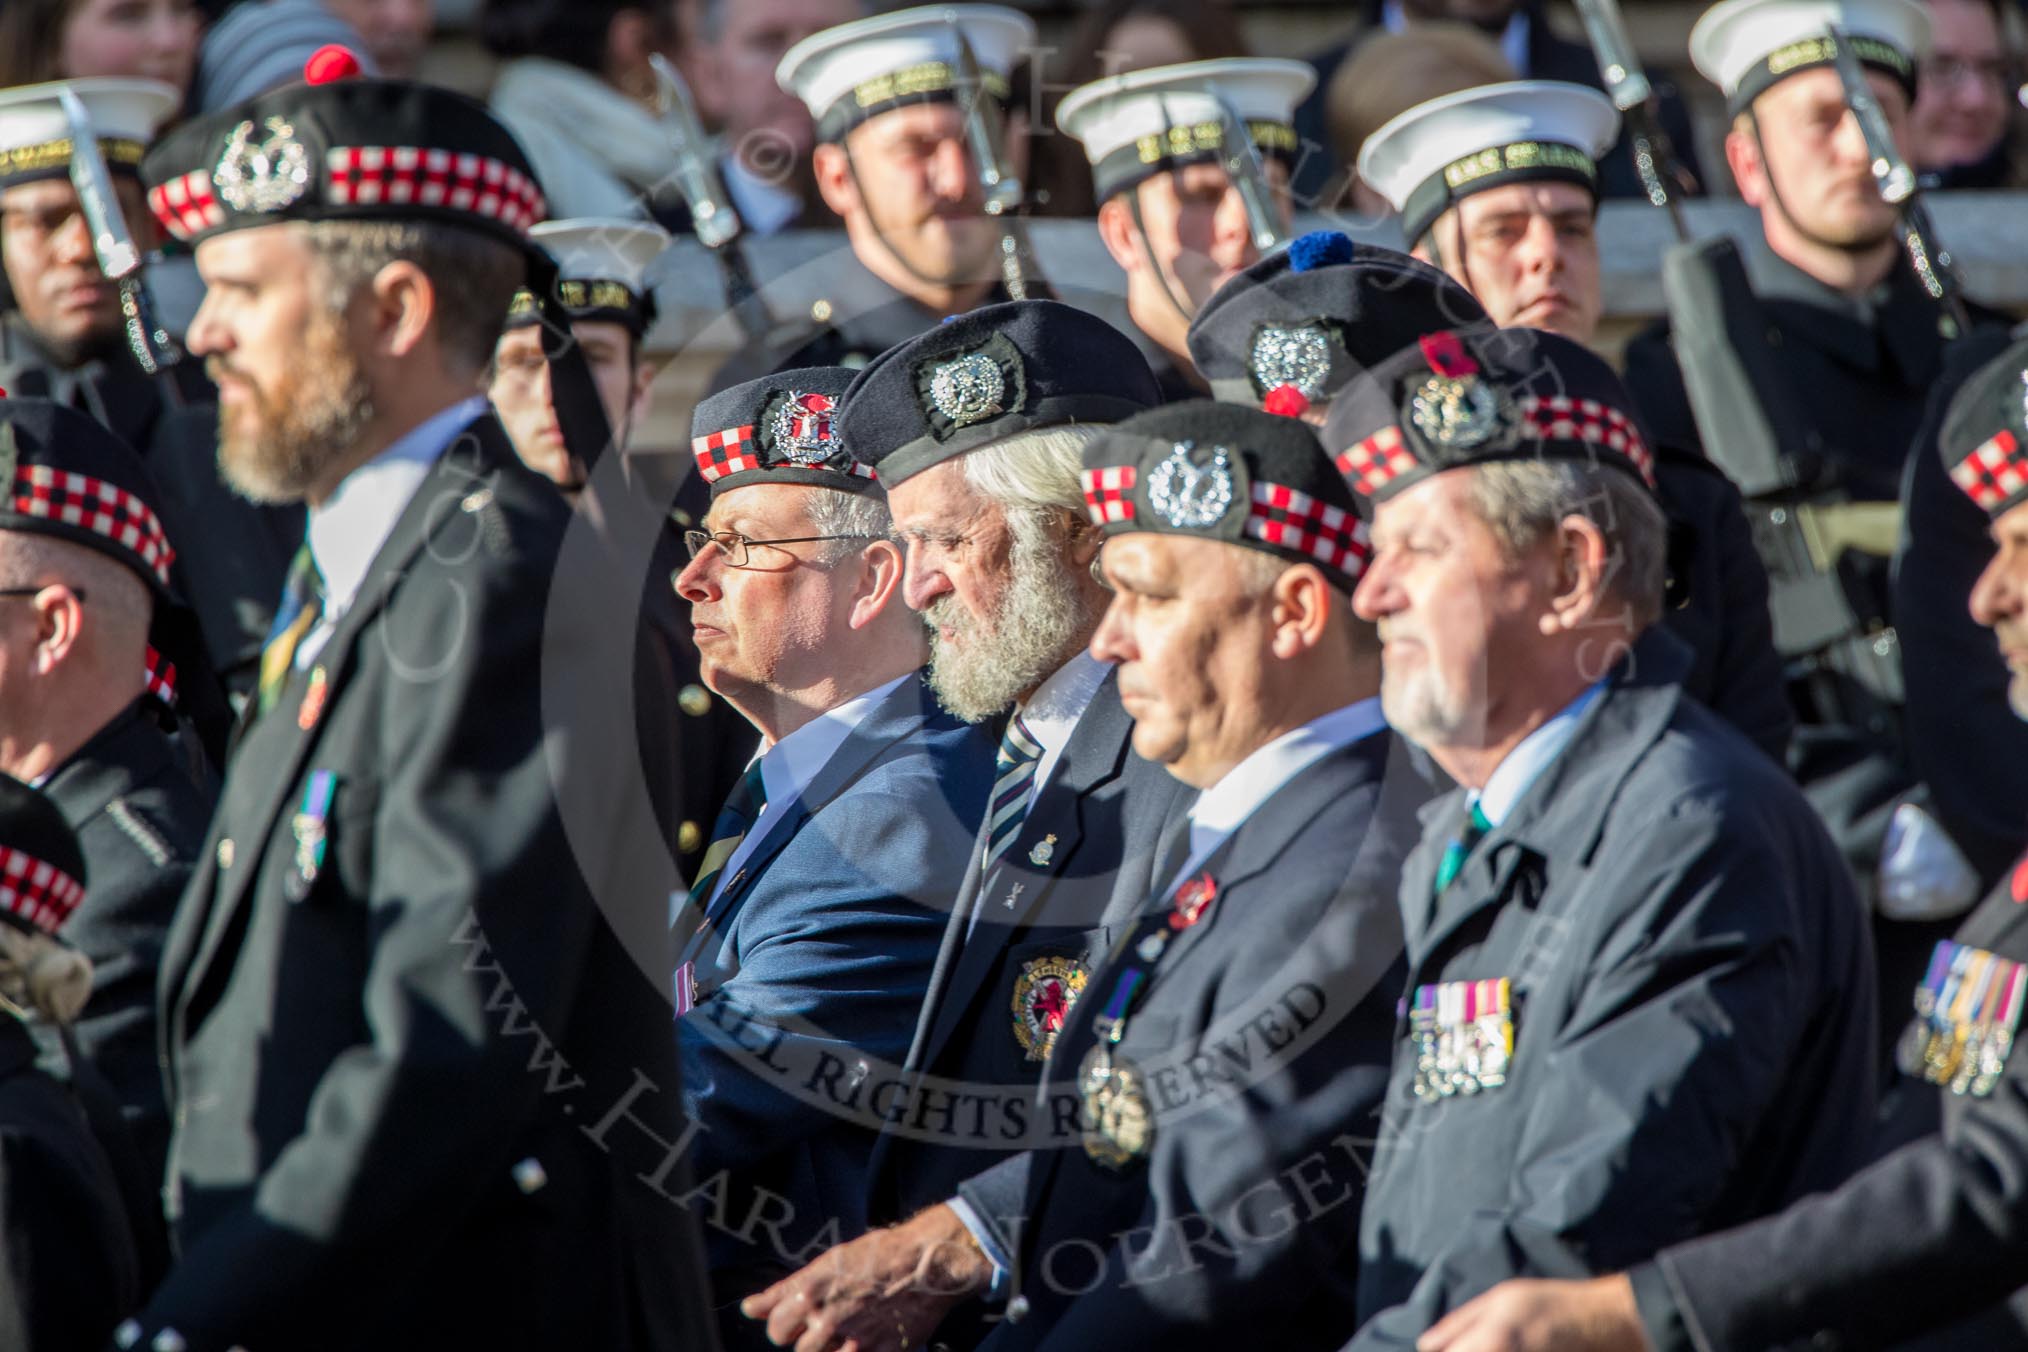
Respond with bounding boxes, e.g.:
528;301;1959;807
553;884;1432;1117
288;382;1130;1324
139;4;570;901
923;527;1095;724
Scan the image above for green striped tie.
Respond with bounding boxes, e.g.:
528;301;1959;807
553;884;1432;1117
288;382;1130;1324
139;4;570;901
686;760;768;911
1433;799;1493;897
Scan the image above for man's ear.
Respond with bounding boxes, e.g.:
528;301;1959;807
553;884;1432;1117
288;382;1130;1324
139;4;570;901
367;259;435;362
1723;120;1765;206
850;538;906;630
30;585;85;674
813;142;858;219
1538;513;1614;635
1096;194;1142;274
1268;563;1332;660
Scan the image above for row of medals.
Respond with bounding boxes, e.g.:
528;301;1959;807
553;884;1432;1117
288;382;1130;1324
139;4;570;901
1897;942;2023;1099
1410;1004;1513;1101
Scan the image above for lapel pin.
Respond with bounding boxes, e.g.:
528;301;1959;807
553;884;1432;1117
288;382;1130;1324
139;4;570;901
1030;834;1057;867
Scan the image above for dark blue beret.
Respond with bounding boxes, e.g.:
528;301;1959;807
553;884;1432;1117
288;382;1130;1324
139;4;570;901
1940;333;2028;520
1321;327;1656;505
690;366;876;497
1186;232;1490;416
839;299;1162;486
1082;400;1370;591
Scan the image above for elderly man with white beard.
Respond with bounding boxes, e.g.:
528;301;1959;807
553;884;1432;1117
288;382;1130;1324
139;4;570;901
739;300;1195;1352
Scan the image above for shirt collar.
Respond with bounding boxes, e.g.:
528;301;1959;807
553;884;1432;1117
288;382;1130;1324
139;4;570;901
1190;697;1388;841
721;152;803;236
752;672;909;810
1475;679;1606;826
307;396;489;615
1016;648;1112;763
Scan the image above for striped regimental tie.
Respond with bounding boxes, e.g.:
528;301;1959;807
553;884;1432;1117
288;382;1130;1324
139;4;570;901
257;541;325;715
685;759;768;911
982;714;1044;872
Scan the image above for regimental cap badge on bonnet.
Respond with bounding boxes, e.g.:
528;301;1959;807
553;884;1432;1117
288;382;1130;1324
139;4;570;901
141;64;547;248
0;78;178;189
691;366;877;497
1323;328;1657;505
0;775;86;940
1187;231;1491;417
840;300;1162;487
507;217;671;336
1690;0;1929;112
1358;81;1619;251
777;3;1036;145
1082;400;1371;590
1054;57;1314;204
1940;334;2028;519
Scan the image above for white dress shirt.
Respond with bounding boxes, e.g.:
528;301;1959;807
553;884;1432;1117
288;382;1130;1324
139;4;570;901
1015;648;1112;807
1161;696;1389;897
705;673;909;907
296;395;491;670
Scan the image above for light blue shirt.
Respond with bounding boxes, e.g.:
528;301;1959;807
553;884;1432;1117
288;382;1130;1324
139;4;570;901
1472;679;1607;828
706;673;910;907
297;395;490;669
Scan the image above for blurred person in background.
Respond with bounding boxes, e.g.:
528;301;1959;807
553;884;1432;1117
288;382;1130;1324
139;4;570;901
189;0;374;111
683;0;863;236
1054;57;1311;399
0;0;200;98
1324;24;1513;218
1029;0;1250;219
321;0;430;77
483;0;691;224
1911;0;2026;186
1289;0;1701;210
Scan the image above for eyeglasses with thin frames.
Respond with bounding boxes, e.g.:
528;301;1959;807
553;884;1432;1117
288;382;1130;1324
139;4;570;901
681;530;881;570
0;586;84;601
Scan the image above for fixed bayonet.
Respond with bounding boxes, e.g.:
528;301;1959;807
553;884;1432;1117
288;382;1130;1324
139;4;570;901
57;86;178;373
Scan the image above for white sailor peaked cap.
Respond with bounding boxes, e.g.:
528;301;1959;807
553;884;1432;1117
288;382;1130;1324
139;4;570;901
1690;0;1929;113
1055;58;1316;203
507;217;671;334
0;78;178;188
777;3;1036;145
1358;79;1619;248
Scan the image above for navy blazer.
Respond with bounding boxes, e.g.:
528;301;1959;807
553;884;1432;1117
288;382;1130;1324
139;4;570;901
677;672;996;1279
976;725;1425;1351
864;672;1197;1230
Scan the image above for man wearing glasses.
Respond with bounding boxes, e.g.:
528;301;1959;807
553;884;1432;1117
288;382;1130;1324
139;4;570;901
673;366;998;1351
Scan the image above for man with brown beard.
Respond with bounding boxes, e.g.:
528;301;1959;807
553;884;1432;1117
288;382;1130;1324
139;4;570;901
119;67;713;1352
740;299;1194;1351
